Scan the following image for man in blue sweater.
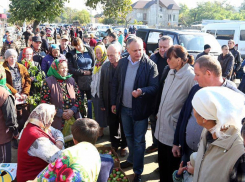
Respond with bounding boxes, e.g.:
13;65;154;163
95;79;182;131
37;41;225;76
173;55;244;165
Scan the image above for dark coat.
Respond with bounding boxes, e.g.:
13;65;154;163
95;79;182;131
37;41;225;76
111;54;159;120
59;45;73;55
218;52;234;79
66;46;95;83
195;51;208;61
229;48;242;73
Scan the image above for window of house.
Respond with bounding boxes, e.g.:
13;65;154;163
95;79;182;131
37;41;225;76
143;13;147;20
160;7;162;12
173;15;176;21
168;14;172;21
216;30;234;40
159;15;163;19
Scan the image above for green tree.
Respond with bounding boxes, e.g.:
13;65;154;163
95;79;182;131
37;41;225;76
72;10;91;24
9;0;68;32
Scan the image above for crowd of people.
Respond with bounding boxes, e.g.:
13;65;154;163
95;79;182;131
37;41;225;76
0;25;245;182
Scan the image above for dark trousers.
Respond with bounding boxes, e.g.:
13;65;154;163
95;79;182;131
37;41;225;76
181;146;194;166
149;114;158;147
158;142;181;182
25;39;28;47
0;141;11;163
16;104;30;132
108;112;127;149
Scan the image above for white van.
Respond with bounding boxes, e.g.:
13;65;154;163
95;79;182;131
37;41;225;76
203;22;245;58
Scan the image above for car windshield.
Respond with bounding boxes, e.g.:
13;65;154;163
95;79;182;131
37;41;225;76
179;34;221;53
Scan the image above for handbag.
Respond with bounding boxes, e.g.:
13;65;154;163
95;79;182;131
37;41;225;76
77;75;92;91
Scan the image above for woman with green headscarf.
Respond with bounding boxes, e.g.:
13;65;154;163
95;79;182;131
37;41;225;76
0;64;19;163
91;45;109;138
40;58;82;131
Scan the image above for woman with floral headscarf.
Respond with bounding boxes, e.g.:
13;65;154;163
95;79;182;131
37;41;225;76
0;64;18;163
40;58;82;131
91;45;108;138
17;103;64;182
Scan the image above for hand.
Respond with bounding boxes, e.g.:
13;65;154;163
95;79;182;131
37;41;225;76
15;93;21;99
13;132;19;139
56;141;63;150
186;161;194;175
132;88;142;98
111;105;116;114
101;108;106;111
172;145;181;157
177;161;187;175
21;94;27;100
84;70;91;75
63;109;74;120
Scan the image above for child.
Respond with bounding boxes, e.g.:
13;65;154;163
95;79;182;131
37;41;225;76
172;152;197;182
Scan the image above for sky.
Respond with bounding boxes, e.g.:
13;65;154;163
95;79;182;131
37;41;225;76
1;0;244;11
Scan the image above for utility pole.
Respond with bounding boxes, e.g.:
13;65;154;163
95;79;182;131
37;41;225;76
156;0;159;28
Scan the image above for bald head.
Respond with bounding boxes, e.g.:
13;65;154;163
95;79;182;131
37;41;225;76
107;44;121;65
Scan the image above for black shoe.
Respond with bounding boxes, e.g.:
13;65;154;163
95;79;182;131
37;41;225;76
145;145;158;154
12;138;18;149
120;161;133;169
134;174;141;182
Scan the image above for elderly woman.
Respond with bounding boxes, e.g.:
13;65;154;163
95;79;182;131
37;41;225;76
0;34;19;57
0;64;19;163
40;58;82;131
17;103;64;182
41;44;63;75
155;45;196;181
3;49;31;133
67;37;95;118
91;45;108;138
192;87;245;182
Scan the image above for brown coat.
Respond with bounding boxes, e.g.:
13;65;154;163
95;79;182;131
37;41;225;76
0;87;13;144
1;42;20;56
193;127;244;182
3;61;31;95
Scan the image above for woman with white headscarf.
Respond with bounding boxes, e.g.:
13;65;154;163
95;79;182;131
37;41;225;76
192;87;245;182
17;103;64;182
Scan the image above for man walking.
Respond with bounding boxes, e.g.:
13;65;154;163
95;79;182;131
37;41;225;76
100;44;128;157
228;39;242;80
111;37;159;182
195;44;211;60
146;36;173;154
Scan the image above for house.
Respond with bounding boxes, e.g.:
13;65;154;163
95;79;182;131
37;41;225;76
128;0;180;27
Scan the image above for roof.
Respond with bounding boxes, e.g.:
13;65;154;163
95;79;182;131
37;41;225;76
132;0;180;10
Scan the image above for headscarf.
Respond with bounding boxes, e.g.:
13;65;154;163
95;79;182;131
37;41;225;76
0;64;11;93
93;45;107;74
24;103;56;133
47;58;72;80
21;47;33;69
192;87;245;138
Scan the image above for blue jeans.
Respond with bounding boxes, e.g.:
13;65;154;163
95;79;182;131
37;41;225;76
121;106;148;174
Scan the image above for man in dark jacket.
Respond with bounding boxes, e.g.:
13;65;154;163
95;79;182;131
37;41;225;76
173;55;244;166
146;36;173;154
22;29;31;47
228;39;242;80
100;44;128;157
218;45;234;80
195;44;211;61
40;31;49;53
70;28;75;42
59;35;73;56
111;37;159;182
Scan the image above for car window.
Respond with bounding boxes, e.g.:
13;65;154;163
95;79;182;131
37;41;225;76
136;31;148;42
240;30;245;41
166;34;178;45
216;30;234;40
147;31;162;43
179;34;221;52
206;30;216;37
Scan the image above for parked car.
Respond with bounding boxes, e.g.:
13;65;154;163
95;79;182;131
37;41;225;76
136;28;221;59
203;22;245;58
95;30;108;41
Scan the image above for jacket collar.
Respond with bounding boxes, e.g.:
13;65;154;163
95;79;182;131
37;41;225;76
169;63;192;79
210;127;242;151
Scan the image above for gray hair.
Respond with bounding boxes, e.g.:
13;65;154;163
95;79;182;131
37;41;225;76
195;55;222;77
159;36;173;46
4;49;18;60
107;44;121;53
126;37;143;49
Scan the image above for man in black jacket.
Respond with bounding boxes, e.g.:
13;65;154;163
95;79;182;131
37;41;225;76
100;44;128;157
40;31;49;53
59;35;73;56
22;29;31;47
195;44;211;61
228;39;242;80
111;37;159;182
146;36;173;154
173;55;244;166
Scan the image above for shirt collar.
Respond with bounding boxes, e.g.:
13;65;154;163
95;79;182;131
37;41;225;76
127;55;140;65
